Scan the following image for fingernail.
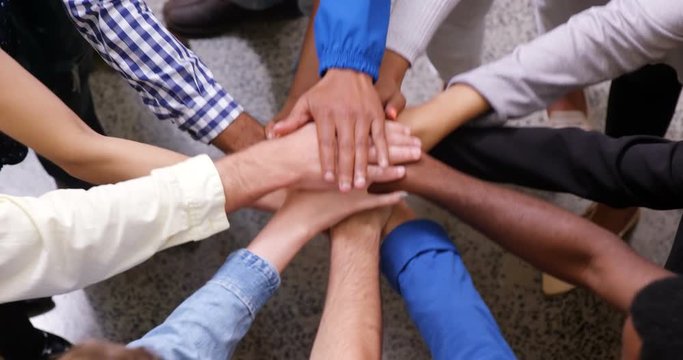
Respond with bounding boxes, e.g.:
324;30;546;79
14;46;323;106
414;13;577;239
355;176;366;188
413;138;422;146
339;181;351;192
397;166;406;176
324;171;335;182
266;131;274;139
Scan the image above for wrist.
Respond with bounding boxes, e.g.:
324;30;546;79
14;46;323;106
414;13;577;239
325;68;373;84
379;50;409;85
211;112;265;153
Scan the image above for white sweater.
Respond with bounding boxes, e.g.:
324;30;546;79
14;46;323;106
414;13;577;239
451;0;683;120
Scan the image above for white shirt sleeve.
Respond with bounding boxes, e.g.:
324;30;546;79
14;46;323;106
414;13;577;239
451;0;683;119
386;0;460;64
0;155;229;302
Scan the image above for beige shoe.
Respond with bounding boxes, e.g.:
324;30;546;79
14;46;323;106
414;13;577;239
543;110;594;131
541;204;641;296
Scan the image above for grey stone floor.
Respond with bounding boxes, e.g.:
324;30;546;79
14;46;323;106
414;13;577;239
2;0;682;359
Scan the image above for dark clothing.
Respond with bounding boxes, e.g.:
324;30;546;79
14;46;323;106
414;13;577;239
605;64;682;138
0;0;104;358
431;126;683;271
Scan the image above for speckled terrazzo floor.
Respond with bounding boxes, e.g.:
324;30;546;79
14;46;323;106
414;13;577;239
1;0;682;359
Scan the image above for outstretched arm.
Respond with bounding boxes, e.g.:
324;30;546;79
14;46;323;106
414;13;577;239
376;155;672;311
310;209;389;360
129;191;403;360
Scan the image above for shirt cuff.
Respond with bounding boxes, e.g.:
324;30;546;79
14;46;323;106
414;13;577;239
380;219;456;294
210;249;281;316
318;47;383;82
151;155;230;249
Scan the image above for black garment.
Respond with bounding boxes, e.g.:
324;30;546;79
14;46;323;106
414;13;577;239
605;64;682;138
9;0;105;189
431;126;683;271
0;1;104;358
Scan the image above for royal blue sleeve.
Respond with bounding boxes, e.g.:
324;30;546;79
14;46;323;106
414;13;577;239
313;0;390;81
381;220;516;360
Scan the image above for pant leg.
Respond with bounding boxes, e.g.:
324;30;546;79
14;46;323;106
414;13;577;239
426;0;494;82
381;220;515;360
431;126;683;210
0;302;44;359
12;0;105;189
605;64;682;138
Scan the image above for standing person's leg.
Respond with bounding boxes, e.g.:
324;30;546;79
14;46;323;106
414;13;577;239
380;205;515;360
0;302;71;360
532;0;604;129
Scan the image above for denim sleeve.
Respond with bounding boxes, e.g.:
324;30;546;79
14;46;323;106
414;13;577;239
381;220;516;360
313;0;390;81
128;249;280;360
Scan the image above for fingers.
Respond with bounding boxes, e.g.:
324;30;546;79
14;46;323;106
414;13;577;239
316;117;337;183
353;191;407;213
270;100;311;138
385;128;421;147
385;120;411;136
371;118;390;168
354;119;370;189
336;118;355;192
367;165;406;183
385;92;407;120
369;145;421;164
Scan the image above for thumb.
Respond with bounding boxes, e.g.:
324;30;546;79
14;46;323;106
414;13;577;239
385;92;406;120
270;100;311;138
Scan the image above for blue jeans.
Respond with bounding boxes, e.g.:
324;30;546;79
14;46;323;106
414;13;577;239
381;220;516;360
128;249;280;359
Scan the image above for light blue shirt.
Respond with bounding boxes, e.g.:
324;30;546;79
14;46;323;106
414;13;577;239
128;249;280;359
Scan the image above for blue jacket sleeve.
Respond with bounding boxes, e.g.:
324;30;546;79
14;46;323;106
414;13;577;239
128;249;280;360
314;0;390;81
381;220;516;360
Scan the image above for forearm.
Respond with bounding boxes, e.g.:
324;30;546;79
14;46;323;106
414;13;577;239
449;0;683;121
63;0;243;143
402;156;670;311
310;222;383;360
0;156;229;302
405;84;490;151
214;140;299;212
0;50;187;184
129;249;279;360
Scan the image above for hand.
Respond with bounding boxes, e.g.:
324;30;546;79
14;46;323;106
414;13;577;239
272;123;421;190
375;49;410;120
279;190;405;239
269;69;388;192
247;189;406;272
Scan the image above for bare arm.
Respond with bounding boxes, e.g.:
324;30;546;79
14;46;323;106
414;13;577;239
377;155;672;311
0;50;187;184
310;210;388;360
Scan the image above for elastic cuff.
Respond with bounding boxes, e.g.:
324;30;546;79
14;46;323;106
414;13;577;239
318;47;383;82
380;219;456;293
210;249;281;315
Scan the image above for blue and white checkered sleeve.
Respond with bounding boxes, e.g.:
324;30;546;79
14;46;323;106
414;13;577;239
63;0;243;143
